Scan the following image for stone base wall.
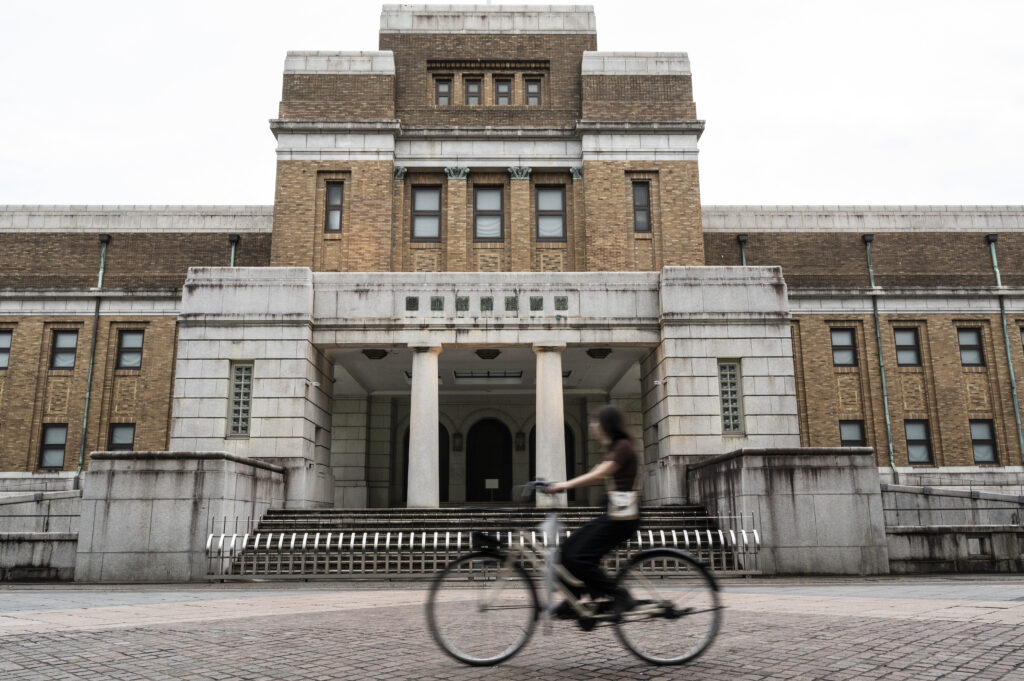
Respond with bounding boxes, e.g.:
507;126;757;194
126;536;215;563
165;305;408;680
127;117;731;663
886;526;1024;574
0;490;81;533
0;533;77;581
879;467;1024;496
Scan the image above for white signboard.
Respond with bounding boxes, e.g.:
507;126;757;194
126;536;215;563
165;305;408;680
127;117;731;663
485;478;499;490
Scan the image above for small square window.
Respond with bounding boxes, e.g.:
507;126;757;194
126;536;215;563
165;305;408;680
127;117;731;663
505;296;518;312
632;181;651;233
456;296;469;312
536;186;566;241
431;296;444;311
325;182;343;233
465;78;481;106
117;330;144;369
554;296;568;311
412;186;442;240
0;329;11;370
839;420;866;447
406;296;419;312
904;420;932;464
39;424;68;470
970;419;997;464
894;328;921;366
50;330;78;369
525;78;541;106
530;296;543;311
480;297;493;312
831;328;857;367
108;423;135;451
435;78;451;105
958;328;984;366
494;77;511;105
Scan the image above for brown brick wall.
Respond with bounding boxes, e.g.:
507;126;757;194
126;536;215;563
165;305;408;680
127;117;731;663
792;313;1023;468
704;232;1024;288
379;33;595;127
0;315;177;473
582;75;697;121
582;161;704;270
279;74;395;119
0;233;271;290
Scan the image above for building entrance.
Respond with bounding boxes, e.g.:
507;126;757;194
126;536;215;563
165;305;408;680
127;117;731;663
465;418;514;502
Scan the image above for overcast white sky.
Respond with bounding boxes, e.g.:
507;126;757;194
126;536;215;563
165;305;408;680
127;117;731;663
1;0;1021;206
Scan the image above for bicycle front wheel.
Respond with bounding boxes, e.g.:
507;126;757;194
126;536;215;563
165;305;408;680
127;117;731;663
426;551;538;666
613;548;722;665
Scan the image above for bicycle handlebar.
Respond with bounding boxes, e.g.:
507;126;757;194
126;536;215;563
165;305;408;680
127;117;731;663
515;479;553;500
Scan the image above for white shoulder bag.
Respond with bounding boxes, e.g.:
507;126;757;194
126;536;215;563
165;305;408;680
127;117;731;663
606;463;641;521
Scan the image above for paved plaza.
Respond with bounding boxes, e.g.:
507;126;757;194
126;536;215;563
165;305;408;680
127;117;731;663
1;577;1023;680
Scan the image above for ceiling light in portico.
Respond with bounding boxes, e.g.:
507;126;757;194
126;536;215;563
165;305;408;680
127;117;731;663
475;349;501;360
586;348;613;359
362;349;388;360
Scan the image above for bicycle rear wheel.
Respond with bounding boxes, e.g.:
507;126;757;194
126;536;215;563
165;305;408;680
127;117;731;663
426;551;538;666
613;548;722;665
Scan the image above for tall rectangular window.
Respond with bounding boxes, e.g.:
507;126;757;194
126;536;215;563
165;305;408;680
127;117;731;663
904;420;932;464
494;77;511;105
831;328;857;366
839;420;866;446
464;78;481;105
108;423;135;451
412;187;442;240
0;330;10;370
719;361;743;434
958;328;984;366
894;328;921;366
116;330;144;369
474;186;503;240
50;330;78;369
324;182;343;233
970;420;997;463
632;181;651;233
435;77;451;105
536;186;565;240
39;424;68;469
525;78;541;105
229;363;253;436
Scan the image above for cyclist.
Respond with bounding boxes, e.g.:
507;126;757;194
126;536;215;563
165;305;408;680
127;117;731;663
544;404;640;619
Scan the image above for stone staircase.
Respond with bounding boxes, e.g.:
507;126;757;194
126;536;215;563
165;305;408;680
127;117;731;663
208;505;761;579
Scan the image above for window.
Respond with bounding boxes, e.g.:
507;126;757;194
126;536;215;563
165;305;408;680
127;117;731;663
894;328;921;366
116;330;144;369
435;77;451;105
108;423;135;451
525;78;541;105
904;420;932;464
0;330;10;370
536;186;566;240
411;187;442;240
494;77;511;105
839;420;866;446
970;420;997;463
50;330;78;369
958;328;984;366
632;181;651;233
229;362;253;436
719;362;743;434
324;182;343;233
474;186;503;240
465;78;481;105
39;424;67;469
830;328;857;366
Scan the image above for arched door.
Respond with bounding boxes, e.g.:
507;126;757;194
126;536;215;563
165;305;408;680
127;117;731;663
400;424;449;505
529;425;576;502
465;418;514;502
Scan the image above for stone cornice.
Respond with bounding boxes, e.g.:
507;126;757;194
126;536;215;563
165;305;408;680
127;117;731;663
576;120;705;136
269;119;402;137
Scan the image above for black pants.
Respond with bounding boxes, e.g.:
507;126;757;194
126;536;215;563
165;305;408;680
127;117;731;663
560;513;640;599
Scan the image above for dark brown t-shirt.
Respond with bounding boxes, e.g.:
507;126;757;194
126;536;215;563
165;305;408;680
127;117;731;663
604;438;638;491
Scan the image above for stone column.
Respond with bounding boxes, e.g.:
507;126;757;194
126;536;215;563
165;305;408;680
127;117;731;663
445;166;470;271
407;343;442;508
509;166;532;272
534;343;567;507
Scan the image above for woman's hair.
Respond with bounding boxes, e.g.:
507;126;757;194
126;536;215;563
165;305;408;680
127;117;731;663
596;404;632;443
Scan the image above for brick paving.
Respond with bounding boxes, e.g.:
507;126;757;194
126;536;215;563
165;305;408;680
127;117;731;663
1;579;1023;680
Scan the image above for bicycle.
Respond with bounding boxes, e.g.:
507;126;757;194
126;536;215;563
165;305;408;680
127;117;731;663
425;481;723;666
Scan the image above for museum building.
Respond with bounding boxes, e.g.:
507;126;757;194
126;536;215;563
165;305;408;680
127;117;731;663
1;4;1023;512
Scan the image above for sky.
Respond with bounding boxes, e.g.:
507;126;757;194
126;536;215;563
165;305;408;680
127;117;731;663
1;0;1022;207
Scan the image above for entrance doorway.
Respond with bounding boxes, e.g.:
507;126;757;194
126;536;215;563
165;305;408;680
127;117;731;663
400;424;450;505
465;418;514;502
529;425;576;502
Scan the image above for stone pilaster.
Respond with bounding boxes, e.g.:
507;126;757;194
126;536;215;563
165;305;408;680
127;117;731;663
407;343;442;507
445;167;470;271
509;166;533;272
534;343;567;507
